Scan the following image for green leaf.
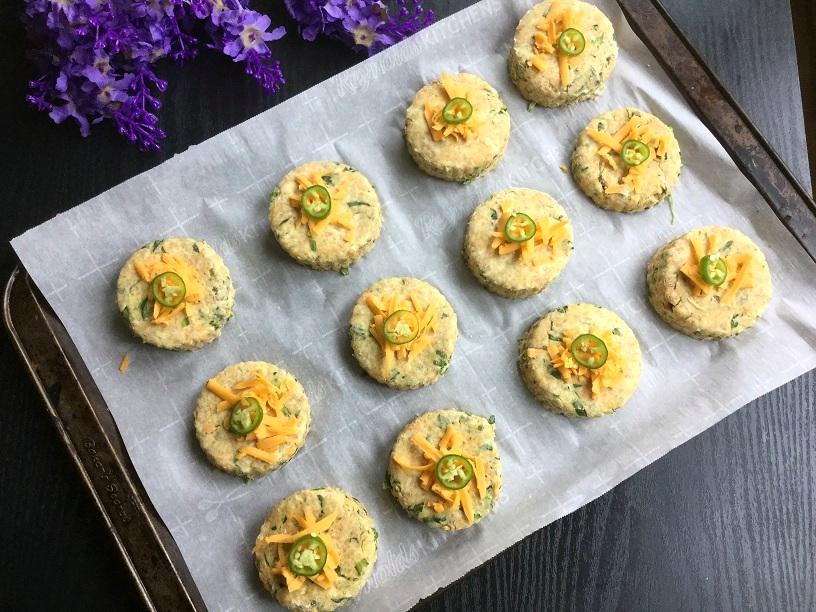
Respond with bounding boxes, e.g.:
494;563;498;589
406;503;424;516
434;350;450;374
309;238;317;252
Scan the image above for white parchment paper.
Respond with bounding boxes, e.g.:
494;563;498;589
12;1;816;609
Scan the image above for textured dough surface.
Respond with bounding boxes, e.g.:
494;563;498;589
463;187;573;298
646;226;772;340
509;0;619;107
269;161;383;272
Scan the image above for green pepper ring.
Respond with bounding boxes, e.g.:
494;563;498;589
699;254;728;286
435;454;474;490
228;397;264;435
570;333;609;369
442;97;473;125
620;139;651;167
558;28;586;56
301;185;332;220
383;310;420;346
287;534;328;577
503;213;537;243
151;271;186;307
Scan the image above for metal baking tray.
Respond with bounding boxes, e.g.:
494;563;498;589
5;1;815;610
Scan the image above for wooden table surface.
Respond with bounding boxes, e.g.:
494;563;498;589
1;1;813;610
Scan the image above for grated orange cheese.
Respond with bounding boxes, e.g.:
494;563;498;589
528;0;585;87
423;73;483;142
118;353;130;373
679;232;755;303
391;425;488;525
205;369;300;463
288;172;355;242
365;291;437;378
489;201;569;266
261;509;341;592
134;252;203;326
528;328;625;399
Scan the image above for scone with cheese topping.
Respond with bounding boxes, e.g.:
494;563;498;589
116;237;235;350
646;226;772;340
269;161;383;273
254;487;377;611
404;72;511;183
571;107;682;212
386;409;502;531
463;188;574;298
509;0;619;107
518;303;641;417
349;277;458;389
194;361;310;480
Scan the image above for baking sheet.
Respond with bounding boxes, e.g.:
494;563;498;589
11;0;816;609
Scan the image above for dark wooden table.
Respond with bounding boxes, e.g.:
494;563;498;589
1;1;813;610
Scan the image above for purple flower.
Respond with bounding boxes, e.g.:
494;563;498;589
22;0;286;151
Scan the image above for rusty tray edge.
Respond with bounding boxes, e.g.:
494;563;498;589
3;268;205;612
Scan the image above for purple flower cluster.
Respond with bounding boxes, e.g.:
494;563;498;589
23;0;286;151
284;0;434;55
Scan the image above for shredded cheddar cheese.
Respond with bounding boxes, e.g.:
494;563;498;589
134;253;203;326
528;328;625;399
490;201;569;265
289;172;355;242
392;426;488;525
118;353;130;373
528;1;583;87
586;115;671;193
423;73;483;142
679;232;754;303
260;508;341;592
205;370;300;463
365;291;437;378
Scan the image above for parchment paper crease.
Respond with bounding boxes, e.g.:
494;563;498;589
12;1;816;609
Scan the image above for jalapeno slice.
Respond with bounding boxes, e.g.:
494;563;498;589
228;397;264;435
503;213;537;243
558;28;586;56
699;254;728;286
620;140;651;166
151;271;186;307
570;334;608;369
383;310;420;345
301;185;332;220
435;454;474;490
287;535;328;577
442;97;473;125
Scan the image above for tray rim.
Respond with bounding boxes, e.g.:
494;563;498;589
5;1;816;610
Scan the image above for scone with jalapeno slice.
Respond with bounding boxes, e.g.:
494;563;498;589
404;72;511;183
254;487;378;611
572;107;682;212
269;161;383;273
509;0;618;107
387;409;501;531
349;277;458;389
116;237;235;350
646;226;772;340
519;304;642;417
194;361;310;480
464;188;574;298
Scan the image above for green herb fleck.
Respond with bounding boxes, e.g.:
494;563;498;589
611;328;621;336
120;306;131;323
488;414;496;425
527;101;537;112
346;201;370;207
277;218;290;228
406;503;424;516
730;314;740;329
269;187;281;199
192;243;200;253
490;208;498;221
339;265;349;276
548;333;563;342
139;298;151;320
573;400;587;417
309;238;317;252
151;240;163;252
434;350;450;375
181;315;190;328
355;559;369;576
556;306;568;314
498;106;508;114
321;174;334;185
